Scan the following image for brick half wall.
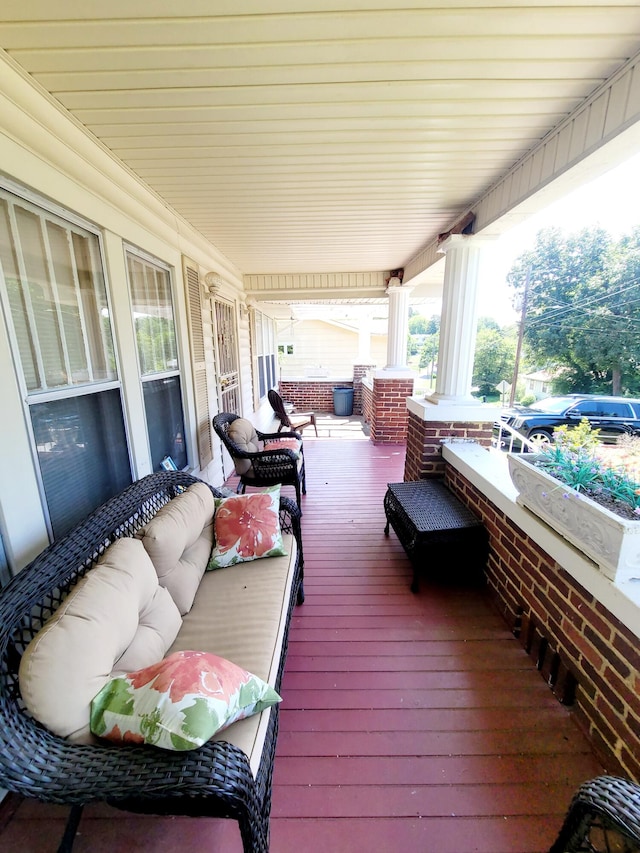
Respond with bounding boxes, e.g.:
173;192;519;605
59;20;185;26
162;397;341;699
445;464;640;782
404;409;493;479
279;380;347;413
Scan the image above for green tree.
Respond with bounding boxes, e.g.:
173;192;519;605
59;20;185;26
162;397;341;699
472;318;516;398
407;334;419;358
408;314;429;335
419;332;439;384
506;226;640;395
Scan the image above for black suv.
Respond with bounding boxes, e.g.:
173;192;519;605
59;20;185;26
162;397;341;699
496;394;640;448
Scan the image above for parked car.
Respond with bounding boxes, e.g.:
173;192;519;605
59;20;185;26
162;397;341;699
494;394;640;449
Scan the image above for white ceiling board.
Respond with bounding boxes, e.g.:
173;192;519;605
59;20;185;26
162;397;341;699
1;2;640;276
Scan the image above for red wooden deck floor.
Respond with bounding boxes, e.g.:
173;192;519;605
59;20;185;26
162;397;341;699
0;433;603;852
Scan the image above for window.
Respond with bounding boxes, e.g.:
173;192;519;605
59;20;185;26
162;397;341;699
0;187;131;539
598;402;631;418
278;343;294;357
254;310;277;400
126;250;187;471
573;401;600;416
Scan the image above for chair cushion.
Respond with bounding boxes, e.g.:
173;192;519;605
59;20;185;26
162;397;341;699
262;437;302;458
18;537;182;742
227;418;260;475
169;535;297;775
136;482;215;615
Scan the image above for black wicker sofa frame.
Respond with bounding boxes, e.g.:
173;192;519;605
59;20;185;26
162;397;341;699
0;471;305;853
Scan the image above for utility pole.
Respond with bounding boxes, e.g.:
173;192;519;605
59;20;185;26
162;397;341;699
509;268;530;407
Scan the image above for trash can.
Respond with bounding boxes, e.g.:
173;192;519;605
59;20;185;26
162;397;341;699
333;386;354;417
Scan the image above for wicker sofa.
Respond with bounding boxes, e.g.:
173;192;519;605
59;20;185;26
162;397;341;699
0;471;304;853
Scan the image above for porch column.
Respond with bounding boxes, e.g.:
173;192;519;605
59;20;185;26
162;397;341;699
430;234;490;404
406;234;495;476
366;276;415;444
357;308;373;363
385;276;413;369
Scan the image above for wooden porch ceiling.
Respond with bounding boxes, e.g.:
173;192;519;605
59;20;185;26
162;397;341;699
1;3;640;277
0;432;603;852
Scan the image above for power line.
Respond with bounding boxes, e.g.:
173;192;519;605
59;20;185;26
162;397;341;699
528;299;640;330
525;277;640;328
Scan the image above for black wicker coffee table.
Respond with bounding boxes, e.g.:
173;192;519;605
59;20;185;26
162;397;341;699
384;479;488;592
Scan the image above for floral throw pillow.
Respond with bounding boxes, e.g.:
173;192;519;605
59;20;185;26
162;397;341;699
207;485;287;570
90;650;281;751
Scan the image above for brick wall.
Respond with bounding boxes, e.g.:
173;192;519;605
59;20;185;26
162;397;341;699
445;464;640;782
352;364;376;415
370;377;414;443
278;380;349;413
362;381;373;426
404;410;493;479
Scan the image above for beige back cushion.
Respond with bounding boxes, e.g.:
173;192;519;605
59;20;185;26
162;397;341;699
227;418;260;475
136;482;215;614
19;537;182;742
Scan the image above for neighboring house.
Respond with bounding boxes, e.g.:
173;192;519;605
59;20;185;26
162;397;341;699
523;370;555;399
277;317;388;380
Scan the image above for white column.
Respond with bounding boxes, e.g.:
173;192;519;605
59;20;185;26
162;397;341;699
430;234;491;403
357;308;373;363
385;277;414;370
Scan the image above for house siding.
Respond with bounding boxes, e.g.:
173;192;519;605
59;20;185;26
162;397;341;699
0;57;247;572
278;318;386;380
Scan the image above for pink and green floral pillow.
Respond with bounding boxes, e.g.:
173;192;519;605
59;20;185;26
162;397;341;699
207;485;287;570
90;650;281;751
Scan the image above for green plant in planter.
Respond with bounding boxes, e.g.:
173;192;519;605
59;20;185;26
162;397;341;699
533;419;640;518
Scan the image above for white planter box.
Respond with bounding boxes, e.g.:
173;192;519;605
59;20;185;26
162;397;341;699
507;453;640;583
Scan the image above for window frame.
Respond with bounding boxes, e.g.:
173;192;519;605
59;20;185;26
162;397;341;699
124;243;189;472
0;179;133;540
253;308;278;402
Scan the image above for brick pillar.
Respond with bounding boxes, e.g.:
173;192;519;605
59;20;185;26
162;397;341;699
352;364;376;416
370;374;415;444
362;380;373;426
404;409;493;479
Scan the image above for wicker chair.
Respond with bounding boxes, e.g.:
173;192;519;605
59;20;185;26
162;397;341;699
213;412;306;510
268;389;318;436
549;775;640;852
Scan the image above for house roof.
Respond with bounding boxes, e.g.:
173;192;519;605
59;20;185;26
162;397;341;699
2;3;640;284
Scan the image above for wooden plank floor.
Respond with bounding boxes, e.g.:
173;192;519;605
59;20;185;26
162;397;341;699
0;428;603;852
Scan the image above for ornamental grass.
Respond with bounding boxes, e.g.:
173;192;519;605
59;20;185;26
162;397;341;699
533;419;640;520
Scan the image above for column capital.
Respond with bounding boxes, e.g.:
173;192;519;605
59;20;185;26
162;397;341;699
437;233;496;255
385;276;415;295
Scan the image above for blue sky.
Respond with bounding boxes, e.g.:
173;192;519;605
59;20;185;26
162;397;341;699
477;150;640;324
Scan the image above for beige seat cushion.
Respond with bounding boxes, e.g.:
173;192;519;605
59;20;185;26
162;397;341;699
168;534;297;775
19;537;182;742
137;482;215;614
